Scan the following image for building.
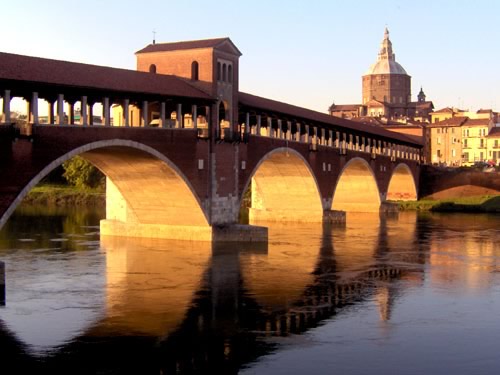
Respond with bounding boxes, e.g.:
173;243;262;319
329;28;434;123
461;118;495;166
426;117;466;166
487;127;500;165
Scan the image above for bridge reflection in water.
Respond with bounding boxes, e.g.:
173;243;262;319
0;210;428;374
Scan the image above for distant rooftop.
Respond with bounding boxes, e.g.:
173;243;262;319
135;37;242;55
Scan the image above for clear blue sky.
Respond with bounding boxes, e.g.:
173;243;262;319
2;0;499;113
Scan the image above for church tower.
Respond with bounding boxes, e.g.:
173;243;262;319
362;28;411;117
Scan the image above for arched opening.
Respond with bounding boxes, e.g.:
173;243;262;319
387;163;417;201
332;158;380;212
149;64;157;74
222;63;227;82
191;61;199;81
244;149;323;223
217;62;221;81
218;101;230;139
0;141;210;239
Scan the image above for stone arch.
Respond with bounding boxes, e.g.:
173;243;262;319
149;64;157;74
243;148;323;223
332;157;381;212
0;140;209;230
387;163;418;201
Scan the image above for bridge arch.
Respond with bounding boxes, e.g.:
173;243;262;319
332;157;381;213
387;163;418;201
243;148;323;223
0;139;209;231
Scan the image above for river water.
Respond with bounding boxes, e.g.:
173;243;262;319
0;205;499;374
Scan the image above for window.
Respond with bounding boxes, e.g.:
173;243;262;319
228;64;233;83
464;139;468;148
437;128;441;134
217;62;221;81
463;152;469;161
437;149;442;158
149;64;157;73
222;64;227;81
191;61;199;80
452;149;456;157
437;137;441;145
451;128;455;133
480;139;485;148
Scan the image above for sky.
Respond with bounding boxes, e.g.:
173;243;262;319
1;0;500;114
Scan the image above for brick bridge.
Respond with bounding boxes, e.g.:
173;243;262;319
0;38;422;240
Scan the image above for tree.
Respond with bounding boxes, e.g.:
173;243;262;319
62;156;104;189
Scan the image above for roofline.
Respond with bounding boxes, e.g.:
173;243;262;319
135;37;242;56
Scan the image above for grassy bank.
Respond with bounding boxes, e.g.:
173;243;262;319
394;195;500;213
22;184;105;207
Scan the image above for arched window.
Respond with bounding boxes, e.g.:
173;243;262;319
228;65;233;83
191;61;199;80
217;62;221;81
149;64;157;73
222;64;227;82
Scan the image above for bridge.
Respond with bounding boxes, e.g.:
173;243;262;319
0;38;422;241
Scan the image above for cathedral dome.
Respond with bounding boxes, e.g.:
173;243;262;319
363;28;408;76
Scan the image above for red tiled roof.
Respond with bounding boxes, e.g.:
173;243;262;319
238;92;422;146
329;104;361;111
464;118;492;126
488;127;500;137
135;37;242;55
428;117;468;127
0;52;213;100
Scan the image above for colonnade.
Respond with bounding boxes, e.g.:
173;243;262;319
240;112;422;162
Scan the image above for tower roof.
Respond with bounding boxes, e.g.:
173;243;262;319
364;28;407;76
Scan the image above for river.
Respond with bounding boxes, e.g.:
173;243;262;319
0;204;499;374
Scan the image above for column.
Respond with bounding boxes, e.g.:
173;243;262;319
48;100;55;125
122;99;129;127
328;130;333;147
287;121;292;140
256;115;261;135
57;94;64;125
245;112;250;134
142;100;148;127
68;102;75;125
295;123;301;142
103;97;110;126
267;117;273;137
277;119;283;139
1;90;11;123
303;125;309;143
81;96;88;125
320;128;326;146
160;102;166;128
192;104;198;129
30;92;39;124
88;103;94;125
176;103;182;128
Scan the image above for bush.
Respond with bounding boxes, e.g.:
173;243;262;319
62;156;104;189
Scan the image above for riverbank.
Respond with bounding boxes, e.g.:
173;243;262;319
394;195;500;213
22;184;105;207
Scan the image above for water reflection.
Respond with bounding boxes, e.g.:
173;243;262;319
0;206;500;374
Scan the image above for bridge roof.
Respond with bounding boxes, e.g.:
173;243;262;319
0;52;213;100
238;92;423;146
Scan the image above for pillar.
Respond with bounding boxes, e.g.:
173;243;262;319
57;94;64;125
328;130;333;147
48;100;55;124
160;102;166;128
68;102;75;125
103;97;110;126
277;119;283;139
30;92;39;124
1;90;11;123
295;123;301;142
81;96;88;125
256;115;261;135
88;102;94;125
176;103;182;128
320;128;326;145
303;125;309;143
267;117;273;137
142;100;148;127
122;99;129;127
192;104;198;129
245;112;250;134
